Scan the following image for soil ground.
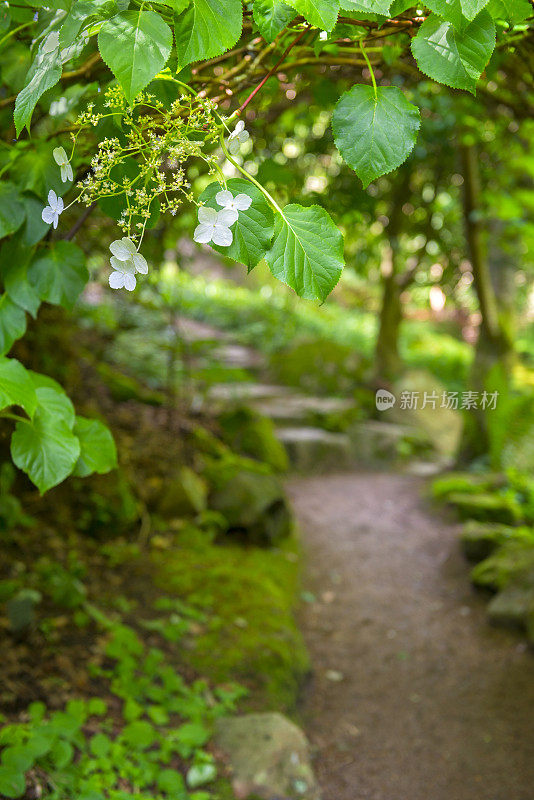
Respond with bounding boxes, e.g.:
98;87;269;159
288;471;534;800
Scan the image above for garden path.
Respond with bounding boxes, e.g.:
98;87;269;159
288;471;534;800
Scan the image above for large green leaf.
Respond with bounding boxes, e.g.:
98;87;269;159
174;0;243;67
60;0;127;46
32;383;76;429
11;408;80;493
340;0;391;15
0;235;41;317
265;204;344;300
14;33;62;136
0;295;27;355
425;0;469;29
0;767;25;799
252;0;296;41
285;0;339;29
332;84;420;188
460;0;489;20
98;9;173;103
198;179;274;270
0;183;25;239
411;11;495;94
28;241;89;309
72;416;117;477
487;0;532;24
0;358;37;418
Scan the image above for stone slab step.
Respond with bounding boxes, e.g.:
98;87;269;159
276;426;354;473
253;395;354;426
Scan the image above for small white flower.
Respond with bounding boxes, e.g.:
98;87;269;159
215;190;252;213
53;146;73;183
107;238;148;291
227;120;250;154
193;207;237;247
41;189;64;229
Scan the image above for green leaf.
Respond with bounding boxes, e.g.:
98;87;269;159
265;204;344;300
98;9;173;103
11;407;80;493
50;740;73;769
0;357;37;417
0;295;27;355
72;416;117;478
332;84;420;188
60;0;127;47
28;241;89;309
424;0;469;29
411;11;495;94
460;0;489;20
1;745;35;772
486;0;532;24
285;0;340;29
252;0;296;41
120;720;156;749
340;0;391;15
32;383;76;430
174;0;243;67
14;34;62;136
0;183;25;239
198;178;274;270
21;195;50;246
0;767;25;799
1;235;41;318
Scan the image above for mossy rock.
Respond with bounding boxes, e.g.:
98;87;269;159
431;472;505;501
460;522;534;562
152;530;309;711
470;542;534;592
209;467;292;546
218;407;289;473
447;492;522;525
487;584;534;630
155;466;208;519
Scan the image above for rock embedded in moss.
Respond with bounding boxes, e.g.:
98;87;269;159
156;466;208;519
471;543;534;592
214;712;321;800
487;584;534;630
218;407;289;473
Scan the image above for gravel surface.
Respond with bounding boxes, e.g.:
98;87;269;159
288;472;534;800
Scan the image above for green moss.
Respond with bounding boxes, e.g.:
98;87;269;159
471;542;534;591
218;407;289;473
460;521;534;562
431;472;504;501
446;492;522;525
151;527;309;712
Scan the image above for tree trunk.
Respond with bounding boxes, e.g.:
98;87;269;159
374;166;412;383
458;144;516;464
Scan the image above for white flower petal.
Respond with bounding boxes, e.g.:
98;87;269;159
109;271;126;289
41;207;55;225
132;252;148;274
217;208;238;226
215;190;233;208
228;139;240;155
53;146;67;166
110;256;135;273
123;273;136;291
47;189;57;207
198;206;217;224
56;196;64;214
234;120;245;134
120;237;137;254
109;239;132;260
52;212;59;229
212;224;233;247
238;130;250;143
234;193;252;211
194;223;214;244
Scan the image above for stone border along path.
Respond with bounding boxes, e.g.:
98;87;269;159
288;472;534;800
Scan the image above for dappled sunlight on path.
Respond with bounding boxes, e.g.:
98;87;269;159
288;473;534;800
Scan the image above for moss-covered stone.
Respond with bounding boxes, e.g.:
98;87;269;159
152;527;309;711
155;466;208;519
431;472;505;501
470;543;534;591
460;522;534;562
218;407;289;473
487;585;534;630
447;492;522;525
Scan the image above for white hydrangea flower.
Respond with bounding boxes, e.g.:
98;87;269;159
108;238;148;292
227;120;250;154
53;146;73;183
193;207;237;247
215;190;252;214
41;190;64;229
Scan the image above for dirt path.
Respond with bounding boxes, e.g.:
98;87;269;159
287;472;534;800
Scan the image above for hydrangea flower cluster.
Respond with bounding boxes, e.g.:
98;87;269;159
193;190;252;247
108;238;148;291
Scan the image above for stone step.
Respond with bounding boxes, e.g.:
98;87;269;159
204;382;290;408
276;426;354;473
252;395;355;426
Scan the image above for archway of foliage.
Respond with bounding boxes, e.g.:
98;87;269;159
0;0;531;491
